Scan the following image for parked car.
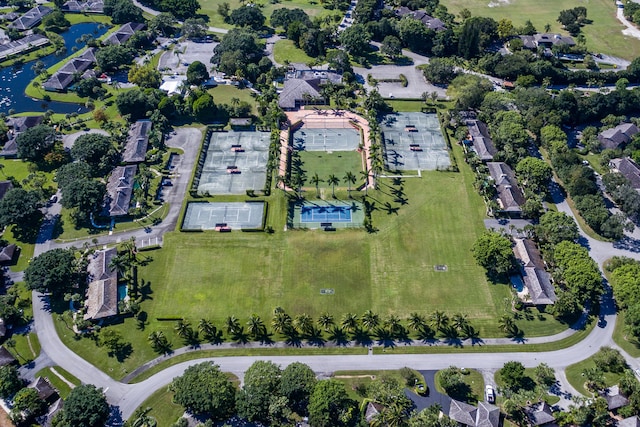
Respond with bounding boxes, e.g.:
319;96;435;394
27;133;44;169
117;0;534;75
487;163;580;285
485;385;495;403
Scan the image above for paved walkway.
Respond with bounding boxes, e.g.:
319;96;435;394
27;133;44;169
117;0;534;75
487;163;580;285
617;2;640;40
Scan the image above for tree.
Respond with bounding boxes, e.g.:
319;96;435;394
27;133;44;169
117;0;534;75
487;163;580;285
181;18;207;39
104;0;143;24
327;174;340;198
308;379;357;427
236;361;282;423
516;157;552;195
534;363;556;388
71;134;115;175
96;44;134;71
592;346;627;373
149;12;176;37
60;178;106;218
398;17;434;54
170;362;236;419
422;58;457;85
280;362;316;415
43;9;70;32
59;385;109;427
438;367;468;397
0;188;41;230
186;61;210;86
128;64;162;89
192;92;216;122
537;211;579;245
211;28;264;77
380;35;402;59
159;0;200;20
0;366;22;399
98;328;127;356
343;171;357;198
270;8;311;30
447;74;493;110
115;88;165;120
229;6;265;30
218;2;230;21
24;248;77;296
16;124;55;161
148;331;171;354
11;387;46;422
339;24;371;57
472;231;516;279
500;361;525;390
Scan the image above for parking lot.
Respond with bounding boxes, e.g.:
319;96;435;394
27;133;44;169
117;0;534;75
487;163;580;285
157;39;217;75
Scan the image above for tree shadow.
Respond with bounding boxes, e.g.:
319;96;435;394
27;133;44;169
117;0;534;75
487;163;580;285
112;342;133;362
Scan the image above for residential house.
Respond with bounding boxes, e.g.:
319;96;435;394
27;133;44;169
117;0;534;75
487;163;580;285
103;22;146;46
278;78;324;110
0;34;49;61
0;347;17;366
84;247;119;321
395;6;446;31
610;158;640;191
448;400;500;427
61;0;104;13
41;399;63;427
0;244;17;264
465;119;497;162
487;162;526;216
123;120;152;163
104;165;137;217
285;64;343;84
603;385;629;412
598;123;639;150
520;33;576;51
29;377;59;403
365;402;384;423
43;48;97;92
8;5;52;31
1;115;45;158
524;402;556;427
0;180;13;200
513;238;557;305
620;416;640;427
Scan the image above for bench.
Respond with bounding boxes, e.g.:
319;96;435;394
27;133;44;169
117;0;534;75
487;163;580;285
231;147;245;152
323;227;336;231
215;226;232;232
410;146;423;152
320;222;333;227
215;223;227;227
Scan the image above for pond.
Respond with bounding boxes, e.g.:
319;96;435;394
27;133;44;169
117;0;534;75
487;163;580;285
0;22;108;115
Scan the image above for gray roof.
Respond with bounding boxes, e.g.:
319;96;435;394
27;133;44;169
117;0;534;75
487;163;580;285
487;162;526;214
278;78;323;110
476;402;500;427
103;22;146;45
395;7;446;31
8;115;44;133
105;165;136;216
513;239;556;305
61;0;104;13
610;158;640;190
29;377;58;401
604;385;629;411
0;137;17;157
285;65;343;84
365;402;383;423
123;120;151;163
84;247;119;320
43;48;97;91
0;244;17;263
466;119;497;162
0;34;49;61
619;416;640;427
534;33;575;47
9;5;52;30
0;181;13;200
449;400;477;427
598;123;639;150
525;402;555;426
0;347;16;366
520;35;537;49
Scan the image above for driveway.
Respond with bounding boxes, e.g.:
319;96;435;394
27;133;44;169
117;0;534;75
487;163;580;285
617;3;640;40
61;129;109;151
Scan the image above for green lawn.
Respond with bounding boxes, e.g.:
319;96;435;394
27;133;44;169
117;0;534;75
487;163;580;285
333;369;422;402
565;357;623;396
134;387;184;427
208;85;257;114
299;150;363;189
435;368;484;404
440;0;640;60
613;311;640;358
273;39;315;65
6;332;40;365
34;366;81;399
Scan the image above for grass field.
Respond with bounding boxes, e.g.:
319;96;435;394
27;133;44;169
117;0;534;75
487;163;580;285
440;0;640;60
137;387;184;427
273;40;315;65
565;356;622;396
435;368;484;404
612;311;640;358
207;85;257;114
299;150;363;189
34;366;81;399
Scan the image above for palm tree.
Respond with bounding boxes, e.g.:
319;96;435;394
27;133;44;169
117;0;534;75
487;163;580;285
317;312;334;331
361;310;380;331
272;310;292;334
225;316;241;335
247;314;266;339
452;313;468;331
360;169;370;196
498;314;517;336
384;314;403;336
328;325;348;344
429;310;449;333
407;312;426;332
174;319;193;340
4;338;20;361
294;313;314;335
341;312;359;332
310;173;323;198
198;319;218;341
343;171;356;198
327;174;340;198
148;331;170;353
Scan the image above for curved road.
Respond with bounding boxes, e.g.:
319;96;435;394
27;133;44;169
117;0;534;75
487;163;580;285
131;0;229;35
24;134;640;421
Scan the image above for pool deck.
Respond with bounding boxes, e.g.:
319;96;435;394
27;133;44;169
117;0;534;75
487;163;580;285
278;108;374;191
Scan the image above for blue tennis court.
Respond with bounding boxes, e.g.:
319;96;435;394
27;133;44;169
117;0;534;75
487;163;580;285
300;205;353;223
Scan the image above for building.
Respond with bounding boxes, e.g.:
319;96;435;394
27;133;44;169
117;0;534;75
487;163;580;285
524;402;555;426
448;400;500;427
0;347;17;366
84;247;119;321
487;162;526;217
619;416;640;427
603;385;629;411
43;48;97;92
61;0;104;13
520;33;576;50
29;377;59;403
0;34;49;61
395;6;446;31
285;64;343;84
610;158;640;190
465;119;497;162
1;116;45;158
8;5;52;31
123;120;152;163
0;180;13;200
103;22;146;46
0;244;17;264
278;79;324;110
513;238;556;305
598;123;639;150
104;165;137;217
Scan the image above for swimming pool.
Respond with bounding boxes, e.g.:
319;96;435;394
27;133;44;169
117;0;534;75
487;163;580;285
118;284;128;301
300;205;353;223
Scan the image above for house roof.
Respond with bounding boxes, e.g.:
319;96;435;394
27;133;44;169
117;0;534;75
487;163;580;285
0;347;16;366
610;157;640;190
466;119;497;162
43;72;75;91
513;239;556;305
604;385;630;410
395;7;446;31
365;402;384;423
103;22;146;45
123;120;151;163
8;5;52;30
476;402;500;427
29;377;58;401
105;165;136;217
449;399;477;427
61;0;104;13
8;115;44;133
487;162;526;213
534;33;575;47
0;244;17;263
0;34;49;61
278;78;323;110
43;48;97;91
598;123;639;150
0;181;13;200
0;137;17;157
525;402;555;426
230;118;252;126
619;416;640;427
84;247;119;320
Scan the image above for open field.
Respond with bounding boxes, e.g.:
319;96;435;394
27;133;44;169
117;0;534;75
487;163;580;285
273;39;315;65
565;356;623;396
34;366;81;399
207;85;257;115
137;387;184;427
299;150;363;189
440;0;640;60
435;368;484;404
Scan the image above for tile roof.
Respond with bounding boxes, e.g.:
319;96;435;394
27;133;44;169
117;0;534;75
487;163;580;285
61;0;104;13
487;162;526;214
103;22;146;45
466;119;497;162
0;347;16;366
449;399;477;427
0;34;49;61
0;137;18;157
278;78;323;110
525;402;555;426
105;165;136;217
603;385;630;411
0;244;16;264
8;5;52;30
395;7;446;31
84;247;119;320
610;157;640;190
513;239;556;305
123;120;151;163
29;377;58;401
8;115;44;133
598;123;639;150
619;416;640;427
43;48;97;91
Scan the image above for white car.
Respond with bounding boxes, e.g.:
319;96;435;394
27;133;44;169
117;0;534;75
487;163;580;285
485;385;495;403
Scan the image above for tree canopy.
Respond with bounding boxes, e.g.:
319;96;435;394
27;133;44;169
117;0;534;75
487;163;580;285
24;248;77;296
70;134;117;175
229;6;265;30
58;385;109;427
170;362;236;419
0;188;41;230
339;24;371;57
16;124;55;161
104;0;143;24
96;45;134;72
537;211;579;246
0;366;22;399
472;231;516;279
186;61;210;86
308;379;356;427
279;362;317;416
236;360;282;423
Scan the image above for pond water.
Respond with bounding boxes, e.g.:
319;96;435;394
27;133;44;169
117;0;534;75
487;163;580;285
0;22;108;115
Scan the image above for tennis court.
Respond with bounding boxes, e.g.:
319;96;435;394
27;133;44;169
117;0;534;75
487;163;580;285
290;200;365;229
381;112;450;171
182;202;265;230
292;128;361;151
196;131;270;195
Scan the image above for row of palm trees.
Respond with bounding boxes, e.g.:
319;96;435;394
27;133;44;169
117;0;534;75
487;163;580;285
309;170;360;198
146;308;485;353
